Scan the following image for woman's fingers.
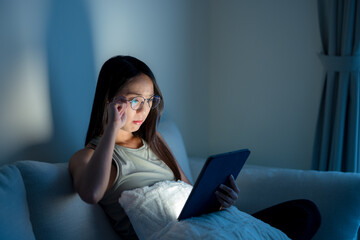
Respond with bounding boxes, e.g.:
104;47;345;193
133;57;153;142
218;184;238;200
107;96;128;128
215;190;233;208
229;175;240;194
110;96;127;112
215;175;240;209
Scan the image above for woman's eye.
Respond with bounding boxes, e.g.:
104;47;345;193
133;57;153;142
131;97;142;108
132;98;139;104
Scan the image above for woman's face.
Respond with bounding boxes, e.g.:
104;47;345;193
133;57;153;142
116;73;155;133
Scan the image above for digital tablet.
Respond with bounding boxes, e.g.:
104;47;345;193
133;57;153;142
177;149;250;221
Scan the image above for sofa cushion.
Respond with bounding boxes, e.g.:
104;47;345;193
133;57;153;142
189;158;360;240
15;161;120;240
236;165;360;240
158;118;194;183
0;164;35;240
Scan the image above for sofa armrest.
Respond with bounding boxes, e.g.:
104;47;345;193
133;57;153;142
15;161;120;240
188;157;360;240
237;165;360;240
158;118;193;183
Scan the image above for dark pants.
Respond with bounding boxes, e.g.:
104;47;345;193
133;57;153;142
252;199;321;240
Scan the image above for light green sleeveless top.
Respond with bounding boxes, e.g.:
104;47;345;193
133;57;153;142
89;137;175;239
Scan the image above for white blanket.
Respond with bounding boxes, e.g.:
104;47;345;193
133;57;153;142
119;180;290;240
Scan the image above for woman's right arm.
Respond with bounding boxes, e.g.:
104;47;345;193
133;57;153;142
69;97;127;204
69;125;118;204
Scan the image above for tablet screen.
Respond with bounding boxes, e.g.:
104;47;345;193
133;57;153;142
178;149;250;220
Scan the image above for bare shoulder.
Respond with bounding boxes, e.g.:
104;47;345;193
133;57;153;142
69;147;94;174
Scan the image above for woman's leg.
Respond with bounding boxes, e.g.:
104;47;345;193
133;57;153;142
252;199;321;240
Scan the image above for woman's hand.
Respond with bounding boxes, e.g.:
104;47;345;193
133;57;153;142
215;175;240;209
108;96;128;130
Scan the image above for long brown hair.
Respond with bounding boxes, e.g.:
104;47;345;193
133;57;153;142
85;55;180;180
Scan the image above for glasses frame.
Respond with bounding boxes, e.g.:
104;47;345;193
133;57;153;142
125;95;161;110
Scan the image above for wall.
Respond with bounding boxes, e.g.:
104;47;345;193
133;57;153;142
0;0;210;165
208;0;323;169
0;0;53;165
0;0;322;170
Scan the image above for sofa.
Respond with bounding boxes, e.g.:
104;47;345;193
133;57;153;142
0;118;360;240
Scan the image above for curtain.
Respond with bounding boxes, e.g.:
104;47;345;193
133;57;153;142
313;0;360;172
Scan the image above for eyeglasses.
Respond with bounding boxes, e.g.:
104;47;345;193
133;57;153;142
126;95;161;110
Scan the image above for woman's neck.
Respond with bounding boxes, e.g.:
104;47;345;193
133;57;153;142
115;130;143;149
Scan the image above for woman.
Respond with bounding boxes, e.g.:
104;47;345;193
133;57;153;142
69;55;320;240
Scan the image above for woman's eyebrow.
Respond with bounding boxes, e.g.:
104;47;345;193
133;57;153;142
125;92;155;97
125;92;142;96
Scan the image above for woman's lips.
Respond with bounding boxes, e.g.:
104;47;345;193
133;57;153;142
133;120;143;125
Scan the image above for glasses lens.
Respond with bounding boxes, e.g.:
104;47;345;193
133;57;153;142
150;96;161;109
130;97;143;110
